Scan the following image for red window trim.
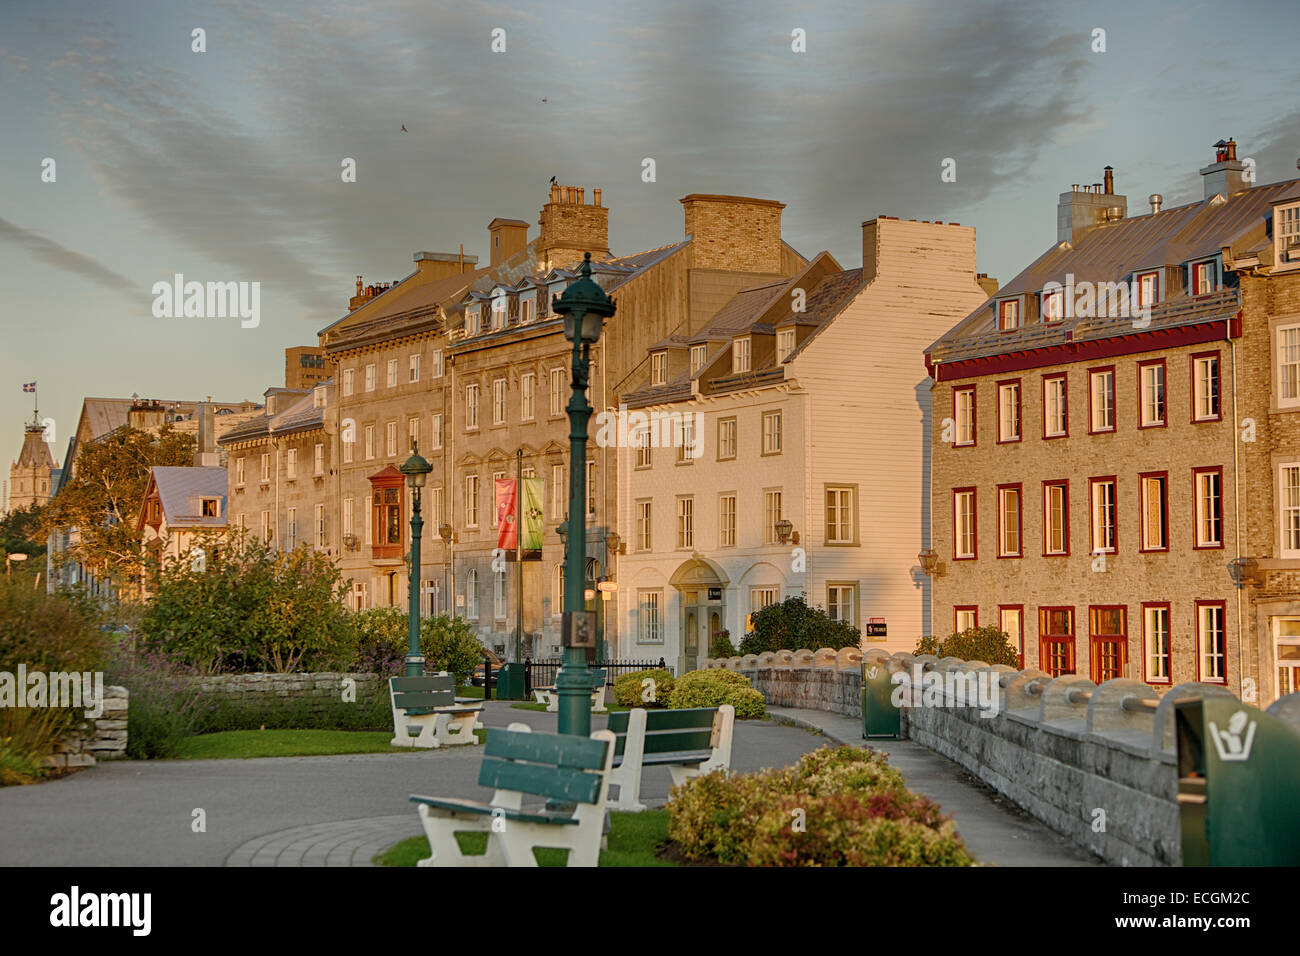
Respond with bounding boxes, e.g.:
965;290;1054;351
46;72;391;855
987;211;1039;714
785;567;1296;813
1136;358;1168;430
1038;606;1076;677
995;378;1022;444
1088;475;1119;555
1137;470;1169;553
1042;479;1070;557
1041;288;1064;324
1041;373;1069;440
952;487;978;561
996;482;1023;558
1190;350;1223;423
954;605;979;633
1191;258;1218;297
1087;365;1117;435
998;298;1021;332
1140;601;1173;686
1134;270;1161;308
1191;465;1226;551
998;604;1025;668
952;385;976;447
1194;599;1228;684
1087;604;1129;684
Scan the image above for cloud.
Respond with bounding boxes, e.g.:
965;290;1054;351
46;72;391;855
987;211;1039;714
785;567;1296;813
0;216;136;294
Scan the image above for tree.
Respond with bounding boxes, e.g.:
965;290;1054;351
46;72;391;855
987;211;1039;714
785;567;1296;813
1;503;46;582
914;625;1021;668
739;596;861;654
41;424;195;594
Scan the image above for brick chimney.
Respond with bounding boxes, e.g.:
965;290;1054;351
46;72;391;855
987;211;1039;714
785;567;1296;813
680;194;785;273
1200;138;1250;200
537;184;610;270
1056;166;1127;244
486;219;529;268
861;217;980;288
412;250;480;281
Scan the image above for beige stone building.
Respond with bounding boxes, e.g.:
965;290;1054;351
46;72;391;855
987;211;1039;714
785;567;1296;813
8;417;57;514
284;346;330;390
927;141;1300;704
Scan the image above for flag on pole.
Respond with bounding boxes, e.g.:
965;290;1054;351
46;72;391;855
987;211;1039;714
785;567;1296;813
22;382;36;392
521;477;544;553
495;478;518;551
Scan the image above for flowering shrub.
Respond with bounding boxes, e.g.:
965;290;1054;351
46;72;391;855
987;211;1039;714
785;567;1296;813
666;745;972;866
612;668;675;707
666;669;766;718
107;639;212;760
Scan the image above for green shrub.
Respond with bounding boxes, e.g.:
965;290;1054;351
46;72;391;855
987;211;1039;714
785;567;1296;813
612;668;675;707
106;641;212;759
193;690;391;734
914;625;1020;667
419;615;485;682
666;669;766;719
744;597;860;654
352;607;408;675
709;629;736;659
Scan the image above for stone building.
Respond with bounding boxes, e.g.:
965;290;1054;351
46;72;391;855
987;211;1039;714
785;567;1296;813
8;416;57;513
284;346;330;390
617;217;993;671
926;141;1300;704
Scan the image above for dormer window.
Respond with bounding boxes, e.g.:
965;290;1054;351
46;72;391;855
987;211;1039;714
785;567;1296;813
1191;258;1218;296
521;297;535;324
776;329;796;362
313;385;327;409
651;352;668;386
201;497;219;518
1276;202;1300;269
1135;271;1160;308
732;338;751;374
998;299;1021;331
466;307;481;335
689;345;706;375
490;290;508;330
1041;289;1063;323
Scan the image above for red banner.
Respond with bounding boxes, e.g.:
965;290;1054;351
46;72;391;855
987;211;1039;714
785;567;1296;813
495;478;518;551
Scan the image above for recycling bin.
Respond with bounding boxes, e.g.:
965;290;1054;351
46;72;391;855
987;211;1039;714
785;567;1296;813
495;662;527;701
861;660;900;739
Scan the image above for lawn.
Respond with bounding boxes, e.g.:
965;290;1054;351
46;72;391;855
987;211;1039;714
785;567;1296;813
175;728;486;759
376;810;677;867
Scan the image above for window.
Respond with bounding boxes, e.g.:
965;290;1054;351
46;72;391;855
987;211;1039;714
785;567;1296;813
314;443;324;476
1192;353;1221;421
1039;607;1075;678
636;500;652;551
677;496;694;549
586;460;596;518
825;486;856;545
465;384;480;430
551;464;565;517
1278;324;1300;407
432;349;444;378
287;508;297;549
638;590;662;642
236;457;246;485
520;372;535;421
1273;617;1300;699
1043;375;1067;438
314;504;326;549
200;497;219;518
1194;467;1223;549
763;490;783;545
733;338;751;373
1277;202;1300;269
955;607;978;633
997;381;1021;442
364;364;375;392
286;448;297;479
260;453;271;482
521;298;534;324
343;368;355;396
1191;258;1218;295
677;418;695;463
828;585;856;625
494;572;506;620
343;432;354;463
343;496;354;538
466;307;480;336
387;359;398;388
549;368;566;416
1089;606;1127;684
429;413;442;451
1197;601;1226;683
1090;478;1117;554
690;345;707;375
776;329;796;362
386;421;397;458
998;299;1021;331
997;484;1021;557
464;475;480;528
428;486;442;528
372;487;401;547
1135;271;1159;308
1041;288;1063;323
1089;367;1115;433
492;378;507;425
718;495;736;547
954;387;975;445
953;489;976;559
635;427;652;469
762;411;782;455
1281;463;1300;557
999;606;1024;662
1143;603;1171;684
1138;360;1166;427
1140;473;1168;551
407;418;419;454
717;418;737;460
750;588;779;622
651;352;667;386
409;353;420;383
260;510;271;544
465;569;478;619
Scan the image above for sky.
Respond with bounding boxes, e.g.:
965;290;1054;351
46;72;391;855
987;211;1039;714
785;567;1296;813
2;0;1299;479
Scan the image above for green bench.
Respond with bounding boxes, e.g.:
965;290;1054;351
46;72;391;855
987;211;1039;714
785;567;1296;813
409;722;616;866
389;674;484;748
605;705;735;811
532;668;608;713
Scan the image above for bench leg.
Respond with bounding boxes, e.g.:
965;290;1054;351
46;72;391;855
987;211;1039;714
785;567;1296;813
590;689;606;713
441;712;481;746
546;692;558;713
392;712;446;749
415;805;504;867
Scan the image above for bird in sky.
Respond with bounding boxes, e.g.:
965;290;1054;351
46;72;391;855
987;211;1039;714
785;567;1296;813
401;124;408;132
541;97;548;103
549;175;557;185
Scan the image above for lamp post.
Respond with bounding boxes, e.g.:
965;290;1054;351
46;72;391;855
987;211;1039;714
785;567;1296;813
400;443;433;678
552;253;617;736
438;523;454;618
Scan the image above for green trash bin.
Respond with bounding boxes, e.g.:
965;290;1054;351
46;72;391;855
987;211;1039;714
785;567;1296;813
861;661;900;739
495;662;526;701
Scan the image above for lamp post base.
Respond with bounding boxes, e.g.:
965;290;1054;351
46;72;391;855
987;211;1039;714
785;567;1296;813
555;646;591;737
404;654;425;679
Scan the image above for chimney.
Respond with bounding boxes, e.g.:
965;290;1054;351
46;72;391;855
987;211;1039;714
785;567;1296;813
682;194;785;274
1149;193;1163;214
976;272;1000;298
1200;138;1250;200
537;184;610;270
195;403;218;467
128;399;165;432
413;250;480;280
860;216;978;288
1057;166;1127;243
485;219;529;268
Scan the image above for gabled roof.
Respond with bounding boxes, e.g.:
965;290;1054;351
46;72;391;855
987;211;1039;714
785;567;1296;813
321;267;492;349
142;467;227;529
217;390;325;445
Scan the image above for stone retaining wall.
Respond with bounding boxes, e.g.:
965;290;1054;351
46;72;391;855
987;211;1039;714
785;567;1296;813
194;672;383;710
45;685;129;770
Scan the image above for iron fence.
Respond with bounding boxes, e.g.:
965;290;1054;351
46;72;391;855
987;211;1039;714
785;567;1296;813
522;657;669;696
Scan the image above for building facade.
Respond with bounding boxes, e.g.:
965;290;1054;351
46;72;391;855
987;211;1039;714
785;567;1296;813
8;417;57;514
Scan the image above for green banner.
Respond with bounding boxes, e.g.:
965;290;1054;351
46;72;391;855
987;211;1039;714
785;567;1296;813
521;477;544;552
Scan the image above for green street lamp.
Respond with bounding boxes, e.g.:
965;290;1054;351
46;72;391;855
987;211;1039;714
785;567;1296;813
400;443;433;678
552;252;616;737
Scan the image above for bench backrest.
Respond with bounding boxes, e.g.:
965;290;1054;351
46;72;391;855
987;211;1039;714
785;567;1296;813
479;728;611;805
607;707;719;758
390;674;455;711
591;668;607;688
